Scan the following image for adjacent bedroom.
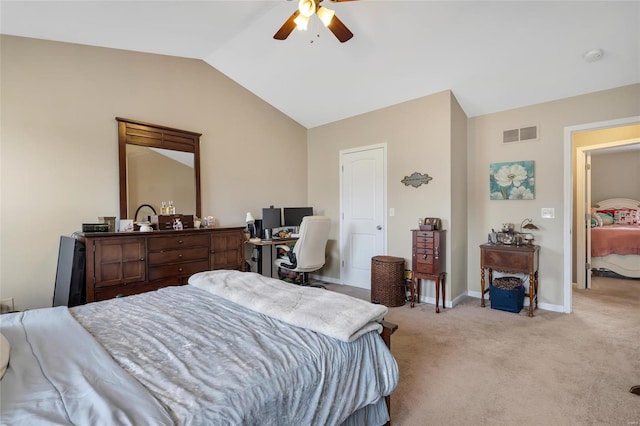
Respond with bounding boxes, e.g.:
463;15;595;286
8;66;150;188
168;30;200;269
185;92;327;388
587;145;640;294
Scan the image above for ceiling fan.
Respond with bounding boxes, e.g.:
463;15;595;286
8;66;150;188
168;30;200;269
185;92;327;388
273;0;355;43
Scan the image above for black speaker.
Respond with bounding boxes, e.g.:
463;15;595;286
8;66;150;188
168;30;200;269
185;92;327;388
53;236;86;307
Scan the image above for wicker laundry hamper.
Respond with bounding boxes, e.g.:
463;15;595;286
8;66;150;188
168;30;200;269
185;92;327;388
371;255;406;307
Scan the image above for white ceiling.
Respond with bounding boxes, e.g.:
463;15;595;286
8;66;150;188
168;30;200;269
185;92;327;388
1;1;638;129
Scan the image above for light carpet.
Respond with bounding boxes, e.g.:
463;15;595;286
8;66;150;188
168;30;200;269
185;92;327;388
325;276;640;426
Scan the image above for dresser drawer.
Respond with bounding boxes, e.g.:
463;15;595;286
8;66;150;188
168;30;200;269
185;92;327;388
415;230;435;239
148;234;209;251
414;247;436;259
148;260;210;281
415;261;437;275
148;247;209;265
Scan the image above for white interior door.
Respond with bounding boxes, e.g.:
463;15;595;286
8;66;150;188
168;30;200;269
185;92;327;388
576;149;593;290
585;152;593;289
340;144;386;289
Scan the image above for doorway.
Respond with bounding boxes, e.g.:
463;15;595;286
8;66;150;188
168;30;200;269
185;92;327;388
339;144;387;289
563;116;640;313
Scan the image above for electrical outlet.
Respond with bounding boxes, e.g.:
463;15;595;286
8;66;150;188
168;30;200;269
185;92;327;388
0;298;14;314
541;208;555;219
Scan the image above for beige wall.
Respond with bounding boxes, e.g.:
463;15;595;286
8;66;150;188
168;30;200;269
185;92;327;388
308;91;466;303
450;95;468;303
0;35;308;310
591;150;640;203
2;35;639;312
468;84;640;309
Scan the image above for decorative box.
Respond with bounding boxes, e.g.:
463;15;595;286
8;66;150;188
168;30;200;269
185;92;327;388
151;214;195;230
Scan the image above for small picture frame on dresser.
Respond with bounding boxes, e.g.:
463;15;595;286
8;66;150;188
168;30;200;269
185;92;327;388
119;219;134;232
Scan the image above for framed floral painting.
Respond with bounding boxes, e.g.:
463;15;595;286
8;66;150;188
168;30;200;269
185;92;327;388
489;161;535;200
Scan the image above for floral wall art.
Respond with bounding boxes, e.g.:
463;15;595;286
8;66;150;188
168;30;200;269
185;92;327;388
489;161;535;200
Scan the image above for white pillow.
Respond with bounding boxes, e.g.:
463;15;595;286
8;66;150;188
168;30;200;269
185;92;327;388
0;333;10;379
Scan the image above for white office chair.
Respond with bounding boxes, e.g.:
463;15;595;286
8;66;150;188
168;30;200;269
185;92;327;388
274;216;331;287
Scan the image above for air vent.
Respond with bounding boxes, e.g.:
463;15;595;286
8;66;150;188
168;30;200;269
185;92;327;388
503;125;538;143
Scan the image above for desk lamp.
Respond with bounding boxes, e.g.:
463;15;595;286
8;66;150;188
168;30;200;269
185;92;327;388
520;218;538;245
246;212;256;238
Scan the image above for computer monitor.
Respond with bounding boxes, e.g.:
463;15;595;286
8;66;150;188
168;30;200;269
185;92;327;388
261;207;282;239
283;207;313;228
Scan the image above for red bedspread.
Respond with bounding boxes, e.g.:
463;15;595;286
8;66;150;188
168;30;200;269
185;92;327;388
591;225;640;257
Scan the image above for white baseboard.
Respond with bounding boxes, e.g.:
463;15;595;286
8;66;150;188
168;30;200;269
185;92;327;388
466;291;564;313
312;280;565;314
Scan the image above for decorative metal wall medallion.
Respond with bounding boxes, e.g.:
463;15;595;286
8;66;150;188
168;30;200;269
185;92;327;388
402;172;433;188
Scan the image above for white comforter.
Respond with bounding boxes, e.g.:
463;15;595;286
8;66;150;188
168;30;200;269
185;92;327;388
188;270;388;342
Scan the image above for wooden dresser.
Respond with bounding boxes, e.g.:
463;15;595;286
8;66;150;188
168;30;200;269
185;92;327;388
79;227;245;303
411;229;446;312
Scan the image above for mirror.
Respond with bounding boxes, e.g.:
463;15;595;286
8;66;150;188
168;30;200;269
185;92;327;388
118;117;201;221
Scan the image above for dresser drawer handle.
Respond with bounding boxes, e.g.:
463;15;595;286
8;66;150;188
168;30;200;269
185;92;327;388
178;240;184;244
178;253;183;258
178;267;184;273
139;257;145;261
423;253;428;260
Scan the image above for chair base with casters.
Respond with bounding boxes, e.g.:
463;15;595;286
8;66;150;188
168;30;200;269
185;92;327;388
277;267;326;289
274;216;331;290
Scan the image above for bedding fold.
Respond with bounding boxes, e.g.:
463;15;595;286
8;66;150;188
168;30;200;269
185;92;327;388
0;307;173;426
189;270;388;342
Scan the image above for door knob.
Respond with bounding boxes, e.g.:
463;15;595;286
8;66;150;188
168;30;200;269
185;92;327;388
376;225;382;230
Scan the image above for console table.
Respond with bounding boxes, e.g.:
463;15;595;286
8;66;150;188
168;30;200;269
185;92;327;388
480;243;539;317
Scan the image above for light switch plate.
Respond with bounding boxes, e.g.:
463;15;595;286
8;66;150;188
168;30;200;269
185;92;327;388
389;208;395;217
541;208;555;219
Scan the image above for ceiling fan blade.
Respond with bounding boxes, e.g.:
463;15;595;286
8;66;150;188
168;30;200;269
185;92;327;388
327;14;353;43
273;10;300;40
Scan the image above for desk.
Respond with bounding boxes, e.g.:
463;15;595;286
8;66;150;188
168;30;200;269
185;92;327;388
245;238;297;279
480;243;539;317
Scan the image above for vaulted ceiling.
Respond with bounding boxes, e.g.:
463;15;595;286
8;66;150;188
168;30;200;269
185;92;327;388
1;1;638;128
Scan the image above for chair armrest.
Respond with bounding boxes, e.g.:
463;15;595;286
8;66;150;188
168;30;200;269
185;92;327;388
275;245;291;251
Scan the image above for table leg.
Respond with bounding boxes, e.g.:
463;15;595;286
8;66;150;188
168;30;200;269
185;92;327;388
435;277;440;313
441;274;446;312
534;271;539;308
528;275;535;317
410;277;416;308
480;267;486;308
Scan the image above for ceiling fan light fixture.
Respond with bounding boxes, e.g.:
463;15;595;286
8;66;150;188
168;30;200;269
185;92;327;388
298;0;316;18
294;14;310;31
317;6;335;27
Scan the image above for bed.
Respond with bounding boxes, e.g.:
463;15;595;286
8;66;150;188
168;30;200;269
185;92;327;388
0;270;399;425
590;198;640;278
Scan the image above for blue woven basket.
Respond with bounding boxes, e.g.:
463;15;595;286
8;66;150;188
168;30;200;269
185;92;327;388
490;284;524;313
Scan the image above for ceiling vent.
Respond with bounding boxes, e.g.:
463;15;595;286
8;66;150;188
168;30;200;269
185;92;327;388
503;125;538;143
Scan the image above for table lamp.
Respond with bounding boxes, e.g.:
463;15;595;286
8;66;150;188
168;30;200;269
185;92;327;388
246;212;256;238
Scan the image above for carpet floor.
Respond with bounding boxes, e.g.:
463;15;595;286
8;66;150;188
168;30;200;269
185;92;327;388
324;276;640;426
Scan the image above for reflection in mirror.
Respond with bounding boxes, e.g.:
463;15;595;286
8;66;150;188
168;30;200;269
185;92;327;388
118;117;201;220
134;204;158;223
126;145;196;220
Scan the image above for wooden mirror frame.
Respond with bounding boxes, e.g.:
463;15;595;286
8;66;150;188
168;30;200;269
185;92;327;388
117;117;202;220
